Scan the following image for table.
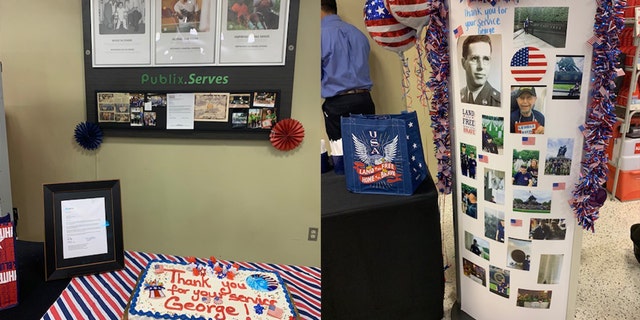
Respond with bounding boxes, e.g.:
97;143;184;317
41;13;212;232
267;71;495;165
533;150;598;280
321;172;444;320
42;251;321;320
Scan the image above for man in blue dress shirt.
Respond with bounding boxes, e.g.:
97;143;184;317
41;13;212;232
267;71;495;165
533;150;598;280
321;0;376;174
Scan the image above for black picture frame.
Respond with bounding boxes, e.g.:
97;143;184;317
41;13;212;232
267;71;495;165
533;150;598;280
43;180;124;281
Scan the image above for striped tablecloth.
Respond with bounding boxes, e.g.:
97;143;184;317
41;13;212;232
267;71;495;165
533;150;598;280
41;251;321;320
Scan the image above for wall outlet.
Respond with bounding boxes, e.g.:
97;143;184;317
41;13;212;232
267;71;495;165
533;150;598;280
308;227;319;241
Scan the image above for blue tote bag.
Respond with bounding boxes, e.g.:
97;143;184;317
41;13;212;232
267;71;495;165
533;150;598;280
341;111;428;195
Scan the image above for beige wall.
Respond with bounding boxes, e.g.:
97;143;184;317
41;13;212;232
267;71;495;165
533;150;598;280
0;1;321;266
336;2;437;180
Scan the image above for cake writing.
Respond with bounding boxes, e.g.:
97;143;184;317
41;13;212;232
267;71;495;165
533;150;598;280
158;266;279;319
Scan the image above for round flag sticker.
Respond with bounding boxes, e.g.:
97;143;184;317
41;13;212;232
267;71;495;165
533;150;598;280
510;47;547;82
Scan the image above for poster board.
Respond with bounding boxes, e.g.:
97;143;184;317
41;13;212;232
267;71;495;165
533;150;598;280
448;1;596;319
81;0;299;139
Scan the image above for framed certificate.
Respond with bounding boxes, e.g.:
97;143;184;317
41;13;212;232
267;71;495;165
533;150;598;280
43;180;124;281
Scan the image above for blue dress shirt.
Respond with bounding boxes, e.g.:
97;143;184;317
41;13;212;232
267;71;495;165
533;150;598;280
321;14;373;98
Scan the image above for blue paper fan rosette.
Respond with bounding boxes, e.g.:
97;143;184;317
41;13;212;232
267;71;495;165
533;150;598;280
74;121;103;150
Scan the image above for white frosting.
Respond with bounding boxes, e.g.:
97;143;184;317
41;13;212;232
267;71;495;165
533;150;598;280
128;260;297;320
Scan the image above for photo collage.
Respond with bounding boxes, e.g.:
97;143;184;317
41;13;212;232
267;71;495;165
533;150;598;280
97;91;278;130
454;5;585;312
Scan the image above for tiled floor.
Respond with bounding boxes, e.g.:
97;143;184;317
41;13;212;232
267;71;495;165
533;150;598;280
439;194;640;319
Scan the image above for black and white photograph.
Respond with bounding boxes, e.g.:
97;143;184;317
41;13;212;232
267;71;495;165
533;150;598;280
457;34;502;107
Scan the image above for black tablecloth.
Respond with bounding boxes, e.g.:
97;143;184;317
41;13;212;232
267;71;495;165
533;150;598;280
0;241;70;320
321;173;445;320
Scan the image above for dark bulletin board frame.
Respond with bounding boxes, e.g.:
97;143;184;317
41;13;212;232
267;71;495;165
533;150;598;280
81;0;300;139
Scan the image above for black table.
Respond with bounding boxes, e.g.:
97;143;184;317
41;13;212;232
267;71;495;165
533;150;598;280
0;241;70;320
321;173;444;320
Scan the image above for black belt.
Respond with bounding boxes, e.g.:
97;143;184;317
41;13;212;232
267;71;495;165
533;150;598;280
337;89;369;96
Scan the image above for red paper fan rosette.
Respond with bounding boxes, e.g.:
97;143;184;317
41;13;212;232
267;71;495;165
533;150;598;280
270;118;305;151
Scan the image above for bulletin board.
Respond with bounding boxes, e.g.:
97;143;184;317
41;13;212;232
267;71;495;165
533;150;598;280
81;0;299;139
448;0;596;319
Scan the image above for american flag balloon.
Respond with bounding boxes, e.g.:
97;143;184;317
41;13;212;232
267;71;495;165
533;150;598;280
385;0;431;32
364;0;416;54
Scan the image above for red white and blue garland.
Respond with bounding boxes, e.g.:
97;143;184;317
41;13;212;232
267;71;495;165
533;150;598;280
569;0;625;232
423;0;624;231
425;0;452;194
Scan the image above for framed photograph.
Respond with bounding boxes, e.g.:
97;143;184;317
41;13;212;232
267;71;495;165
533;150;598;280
44;180;124;281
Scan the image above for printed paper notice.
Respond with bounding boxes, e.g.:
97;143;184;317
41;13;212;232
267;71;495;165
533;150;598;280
167;93;195;129
61;197;108;260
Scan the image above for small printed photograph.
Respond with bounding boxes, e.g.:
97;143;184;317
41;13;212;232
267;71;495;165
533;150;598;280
116;103;130;114
97;0;146;34
545;138;574;175
484;208;505;243
537;254;564;284
513;7;569;48
130;107;143;126
489;265;510;298
507;237;532;271
510;86;547;134
130;93;145;107
513;189;552;213
248;108;263;129
160;0;211;33
460;143;478;179
115;113;130;123
147;93;167;108
143;112;157;126
227;0;282;31
261;108;277;129
463;258;486;287
461;183;478;219
512;149;540;187
99;111;115;122
481;115;504;154
516;289;553;309
483;168;505;205
464;231;490;261
229;94;251;108
194;93;230;122
553;55;584;99
231;111;248;128
457;34;502;107
529;218;567;240
252;92;277;108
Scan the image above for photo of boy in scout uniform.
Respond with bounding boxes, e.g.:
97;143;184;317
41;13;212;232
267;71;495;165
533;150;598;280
459;35;501;107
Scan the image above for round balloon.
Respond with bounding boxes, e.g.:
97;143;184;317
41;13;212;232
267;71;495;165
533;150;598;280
385;0;431;32
364;0;416;54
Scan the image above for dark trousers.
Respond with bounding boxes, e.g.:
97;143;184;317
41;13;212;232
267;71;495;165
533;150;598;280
322;92;375;141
